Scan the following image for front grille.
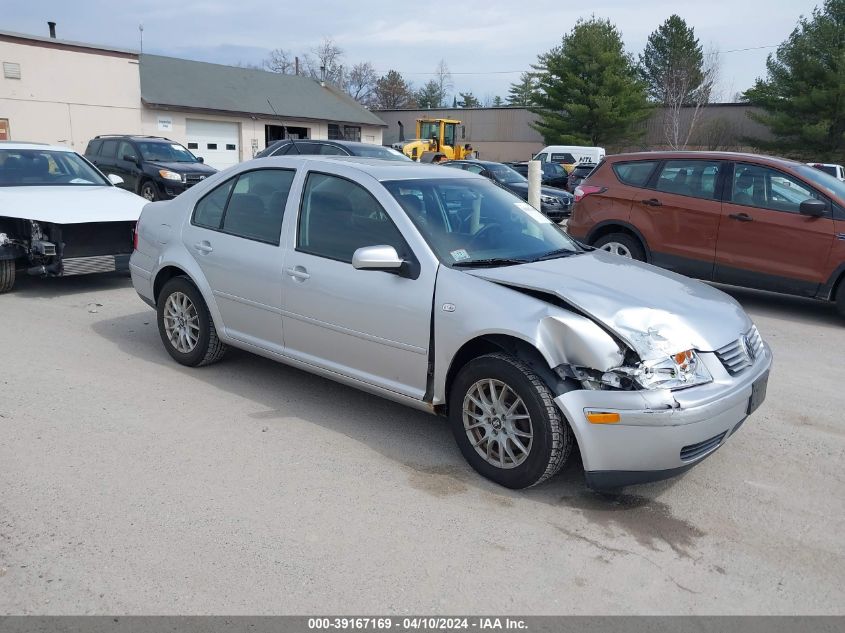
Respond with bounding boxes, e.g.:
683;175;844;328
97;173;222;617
715;325;763;376
680;431;727;462
62;255;116;276
185;174;207;187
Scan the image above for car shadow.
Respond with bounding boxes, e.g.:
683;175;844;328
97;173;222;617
90;310;685;510
9;271;132;298
714;283;841;328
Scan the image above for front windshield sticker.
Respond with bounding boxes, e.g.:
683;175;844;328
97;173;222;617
515;202;552;224
450;249;470;262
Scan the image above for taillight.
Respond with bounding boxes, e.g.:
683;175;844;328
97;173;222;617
574;185;606;203
133;221;139;250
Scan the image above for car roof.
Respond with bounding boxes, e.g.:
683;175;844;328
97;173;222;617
250;155;487;182
449;159;508;168
0;141;75;152
93;135;175;143
605;150;805;169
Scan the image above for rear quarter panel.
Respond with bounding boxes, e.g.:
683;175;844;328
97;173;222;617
568;162;636;239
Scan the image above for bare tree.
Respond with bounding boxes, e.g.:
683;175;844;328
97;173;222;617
303;37;345;86
345;61;378;103
434;59;453;107
660;48;719;149
263;49;296;74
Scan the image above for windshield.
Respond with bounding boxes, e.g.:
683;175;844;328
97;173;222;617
384;178;580;267
0;149;108;187
542;162;567;178
488;164;527;185
353;145;412;161
137;141;198;163
794;164;845;202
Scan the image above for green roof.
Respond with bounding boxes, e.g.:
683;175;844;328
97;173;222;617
139;54;386;127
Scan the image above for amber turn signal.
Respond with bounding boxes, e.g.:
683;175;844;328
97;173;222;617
586;411;621;424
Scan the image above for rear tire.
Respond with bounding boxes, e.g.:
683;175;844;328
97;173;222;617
157;276;226;367
0;259;16;293
835;281;845;319
448;352;573;489
593;232;646;261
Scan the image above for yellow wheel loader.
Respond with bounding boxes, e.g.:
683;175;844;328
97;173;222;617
393;119;474;162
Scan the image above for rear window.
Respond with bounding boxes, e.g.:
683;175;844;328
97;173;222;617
612;161;658;187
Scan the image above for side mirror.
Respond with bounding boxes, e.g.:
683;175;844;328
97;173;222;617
799;199;827;217
122;154;138;164
107;174;125;185
196;156;205;163
352;245;404;272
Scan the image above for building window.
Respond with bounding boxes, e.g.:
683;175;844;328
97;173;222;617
226;144;236;150
207;143;217;150
343;126;361;142
327;124;342;140
187;142;198;149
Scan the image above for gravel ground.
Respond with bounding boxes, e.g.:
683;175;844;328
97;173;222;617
0;273;843;615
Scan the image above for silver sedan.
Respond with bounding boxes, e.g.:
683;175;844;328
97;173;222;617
130;156;771;490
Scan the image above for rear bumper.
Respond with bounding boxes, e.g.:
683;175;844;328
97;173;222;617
554;345;772;489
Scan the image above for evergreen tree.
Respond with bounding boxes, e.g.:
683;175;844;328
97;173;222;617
640;15;707;104
457;92;481;108
530;18;651;145
372;70;416;109
416;80;444;109
492;96;505;107
743;0;845;161
507;72;537;106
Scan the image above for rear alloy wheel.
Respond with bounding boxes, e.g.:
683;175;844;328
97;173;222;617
157;277;226;367
593;232;646;261
449;352;573;489
140;180;159;202
0;259;16;293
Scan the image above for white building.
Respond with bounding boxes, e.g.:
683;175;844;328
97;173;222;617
0;29;386;170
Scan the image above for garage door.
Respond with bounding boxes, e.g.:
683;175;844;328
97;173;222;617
186;119;240;171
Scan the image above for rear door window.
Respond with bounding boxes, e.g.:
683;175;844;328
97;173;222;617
654;160;722;200
612;161;658;187
101;140;118;160
86;140;102;156
221;169;295;243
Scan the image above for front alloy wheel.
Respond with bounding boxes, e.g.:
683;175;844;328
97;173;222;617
463;379;533;469
140;181;158;201
449;352;573;489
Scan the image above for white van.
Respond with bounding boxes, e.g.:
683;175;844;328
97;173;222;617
534;145;605;169
807;162;845;181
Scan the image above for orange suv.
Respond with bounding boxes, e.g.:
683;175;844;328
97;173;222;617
567;151;845;316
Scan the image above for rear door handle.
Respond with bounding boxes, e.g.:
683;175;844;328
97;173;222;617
285;266;310;281
193;240;213;254
729;213;753;222
641;198;662;207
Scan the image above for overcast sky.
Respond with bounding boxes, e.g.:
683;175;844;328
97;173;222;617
3;0;821;103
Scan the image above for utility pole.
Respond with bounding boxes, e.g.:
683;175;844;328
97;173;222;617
138;24;144;53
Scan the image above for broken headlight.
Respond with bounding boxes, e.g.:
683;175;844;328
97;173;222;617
601;349;712;391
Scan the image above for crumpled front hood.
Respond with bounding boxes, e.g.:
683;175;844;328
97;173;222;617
466;250;752;361
0;186;146;223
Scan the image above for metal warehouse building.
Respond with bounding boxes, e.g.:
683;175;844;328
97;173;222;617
0;29;386;170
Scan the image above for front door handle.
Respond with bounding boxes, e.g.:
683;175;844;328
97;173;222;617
193;240;213;254
641;198;662;207
729;213;753;222
285;266;311;281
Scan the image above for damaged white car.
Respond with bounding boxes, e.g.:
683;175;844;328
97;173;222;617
130;157;772;490
0;143;146;293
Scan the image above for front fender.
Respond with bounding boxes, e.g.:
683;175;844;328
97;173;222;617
432;266;624;404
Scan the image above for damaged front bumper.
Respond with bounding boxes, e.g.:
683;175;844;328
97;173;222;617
554;343;772;490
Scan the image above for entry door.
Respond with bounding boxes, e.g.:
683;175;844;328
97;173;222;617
186;119;240;170
280;171;434;399
629;158;725;279
714;163;835;296
182;168;296;353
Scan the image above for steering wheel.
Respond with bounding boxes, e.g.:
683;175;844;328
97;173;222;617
467;223;502;249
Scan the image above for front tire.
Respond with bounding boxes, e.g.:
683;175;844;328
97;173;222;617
157;277;226;367
0;259;15;293
593;232;646;261
448;353;573;489
140;179;160;202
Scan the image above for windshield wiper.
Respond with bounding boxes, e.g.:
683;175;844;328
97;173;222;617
530;248;582;262
453;257;529;268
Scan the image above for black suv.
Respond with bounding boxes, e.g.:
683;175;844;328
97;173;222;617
506;161;570;190
84;135;217;201
256;139;410;161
